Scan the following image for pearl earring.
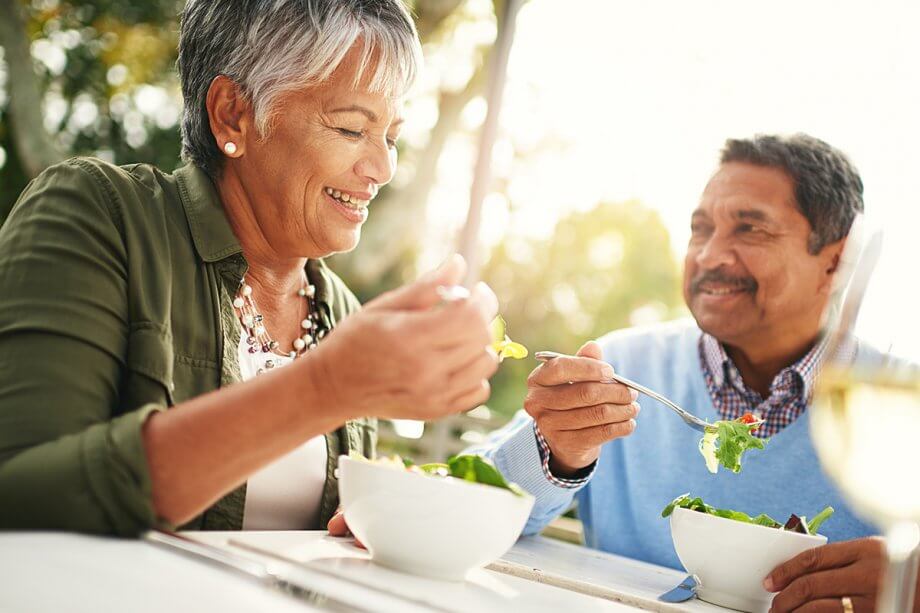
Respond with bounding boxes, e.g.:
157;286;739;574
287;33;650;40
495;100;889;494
223;142;237;155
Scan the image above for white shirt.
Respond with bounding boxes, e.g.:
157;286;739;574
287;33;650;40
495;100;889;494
237;333;328;530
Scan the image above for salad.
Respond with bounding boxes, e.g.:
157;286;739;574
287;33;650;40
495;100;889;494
490;315;528;361
662;493;834;535
355;452;528;497
699;412;768;474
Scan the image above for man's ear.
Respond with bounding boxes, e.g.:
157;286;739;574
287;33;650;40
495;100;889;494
818;237;847;293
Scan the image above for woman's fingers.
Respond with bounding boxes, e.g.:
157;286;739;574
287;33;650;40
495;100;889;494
327;510;350;536
327;510;365;549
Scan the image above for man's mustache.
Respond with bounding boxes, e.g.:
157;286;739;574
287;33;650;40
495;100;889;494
689;269;758;294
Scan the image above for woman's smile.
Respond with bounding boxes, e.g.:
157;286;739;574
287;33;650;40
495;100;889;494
324;187;370;224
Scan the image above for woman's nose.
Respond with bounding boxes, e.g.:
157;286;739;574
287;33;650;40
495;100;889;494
355;139;397;187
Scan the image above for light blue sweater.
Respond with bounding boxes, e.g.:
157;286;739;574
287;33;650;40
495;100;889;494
472;320;877;570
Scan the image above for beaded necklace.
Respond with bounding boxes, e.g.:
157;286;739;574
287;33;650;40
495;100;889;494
233;274;328;372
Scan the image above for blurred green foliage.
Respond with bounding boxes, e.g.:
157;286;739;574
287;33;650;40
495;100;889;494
482;201;684;416
0;0;183;211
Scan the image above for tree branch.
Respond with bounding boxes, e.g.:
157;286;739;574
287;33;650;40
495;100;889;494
0;0;63;178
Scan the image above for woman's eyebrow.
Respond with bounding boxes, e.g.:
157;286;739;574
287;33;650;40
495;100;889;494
329;105;404;126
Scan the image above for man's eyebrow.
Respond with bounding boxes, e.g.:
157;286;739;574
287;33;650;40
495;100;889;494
734;209;771;222
329;105;404;127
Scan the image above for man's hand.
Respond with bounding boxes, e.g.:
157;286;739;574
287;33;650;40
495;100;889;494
523;341;639;478
765;538;892;612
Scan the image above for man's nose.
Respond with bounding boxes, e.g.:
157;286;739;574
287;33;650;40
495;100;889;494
694;233;737;270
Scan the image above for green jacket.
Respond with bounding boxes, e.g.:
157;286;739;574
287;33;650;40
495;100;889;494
0;157;376;535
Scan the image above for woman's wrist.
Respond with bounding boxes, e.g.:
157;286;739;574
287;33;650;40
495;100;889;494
296;344;356;425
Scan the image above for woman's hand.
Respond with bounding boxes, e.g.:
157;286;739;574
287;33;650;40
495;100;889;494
307;255;500;421
327;510;365;549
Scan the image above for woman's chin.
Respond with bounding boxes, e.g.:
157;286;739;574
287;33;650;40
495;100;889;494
318;229;362;257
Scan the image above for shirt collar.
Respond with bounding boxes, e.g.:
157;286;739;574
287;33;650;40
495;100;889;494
173;163;336;309
700;332;828;399
174;163;243;263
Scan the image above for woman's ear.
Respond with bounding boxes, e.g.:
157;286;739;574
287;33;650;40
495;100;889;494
206;75;252;158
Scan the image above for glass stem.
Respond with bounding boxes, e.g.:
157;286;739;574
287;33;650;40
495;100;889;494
877;522;920;613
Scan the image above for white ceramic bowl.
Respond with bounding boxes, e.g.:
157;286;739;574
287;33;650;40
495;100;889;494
338;455;534;581
670;506;828;612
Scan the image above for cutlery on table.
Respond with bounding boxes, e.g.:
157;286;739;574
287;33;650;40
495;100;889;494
658;574;701;603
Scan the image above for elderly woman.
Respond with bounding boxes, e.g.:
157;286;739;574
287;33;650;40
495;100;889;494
0;0;499;535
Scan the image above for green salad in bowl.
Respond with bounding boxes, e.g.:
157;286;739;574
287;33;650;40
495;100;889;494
339;453;534;580
663;493;834;535
353;452;527;497
664;493;834;611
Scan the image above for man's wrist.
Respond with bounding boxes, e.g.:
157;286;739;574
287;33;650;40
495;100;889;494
548;454;596;480
532;422;595;488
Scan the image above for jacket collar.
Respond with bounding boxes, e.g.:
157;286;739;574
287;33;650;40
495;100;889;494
173;163;335;307
174;163;243;263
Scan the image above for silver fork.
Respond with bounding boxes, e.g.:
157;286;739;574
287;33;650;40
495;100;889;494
534;350;713;433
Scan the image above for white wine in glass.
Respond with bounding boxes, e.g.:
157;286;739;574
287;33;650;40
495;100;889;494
811;224;920;612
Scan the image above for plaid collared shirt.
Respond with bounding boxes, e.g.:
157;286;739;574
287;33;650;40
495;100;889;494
698;333;828;438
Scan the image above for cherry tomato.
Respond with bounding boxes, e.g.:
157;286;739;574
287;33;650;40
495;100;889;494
739;412;761;431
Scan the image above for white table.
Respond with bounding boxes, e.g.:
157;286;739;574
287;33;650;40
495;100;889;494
0;532;731;612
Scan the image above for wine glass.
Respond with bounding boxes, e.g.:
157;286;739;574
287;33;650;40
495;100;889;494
811;216;920;612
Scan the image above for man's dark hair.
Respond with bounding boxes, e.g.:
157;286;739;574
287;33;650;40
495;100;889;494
720;133;864;254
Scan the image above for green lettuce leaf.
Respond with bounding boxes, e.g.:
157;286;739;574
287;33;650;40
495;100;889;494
490;315;529;361
807;506;835;534
447;454;527;497
661;493;825;533
700;420;768;474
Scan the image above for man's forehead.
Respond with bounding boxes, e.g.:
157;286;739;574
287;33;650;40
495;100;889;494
696;163;798;218
693;198;781;220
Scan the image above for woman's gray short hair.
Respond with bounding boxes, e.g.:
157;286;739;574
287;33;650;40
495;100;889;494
178;0;423;177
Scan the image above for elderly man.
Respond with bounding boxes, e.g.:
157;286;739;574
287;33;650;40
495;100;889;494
474;134;917;612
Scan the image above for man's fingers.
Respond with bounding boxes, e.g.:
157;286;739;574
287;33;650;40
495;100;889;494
549;419;637;448
786;596;874;613
767;539;882;592
530;354;615;387
576;340;603;360
767;564;882;613
527;380;638;410
538;402;640;432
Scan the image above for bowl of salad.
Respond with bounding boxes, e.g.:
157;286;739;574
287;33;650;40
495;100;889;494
338;453;534;581
664;494;834;612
